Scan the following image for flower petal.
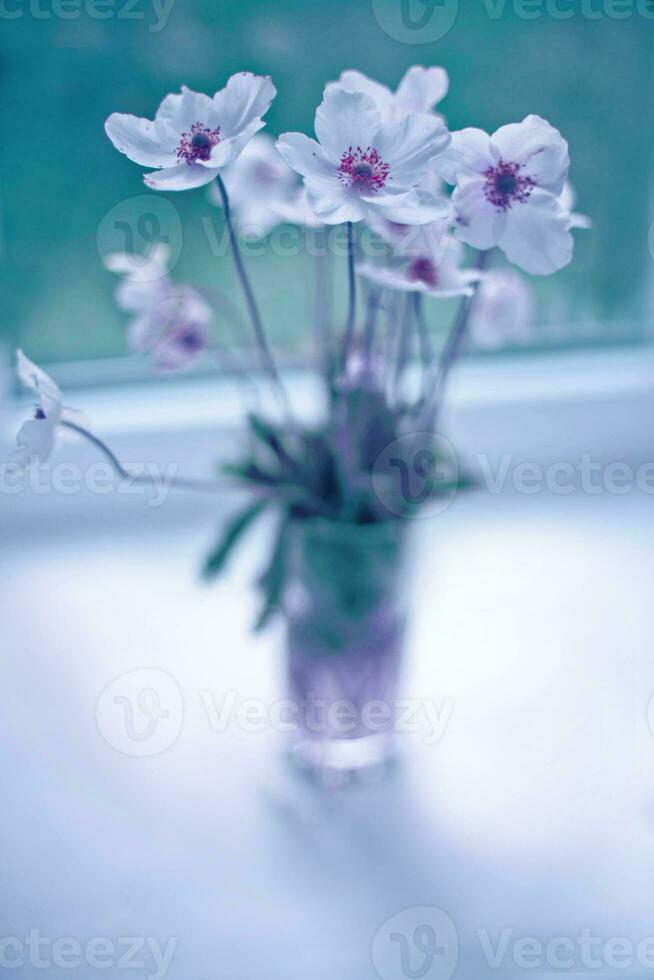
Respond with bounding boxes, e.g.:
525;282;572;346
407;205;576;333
155;87;213;135
363;190;448;226
451;176;507;250
208;73;276;138
314;87;381;164
491;115;569;196
104;113;177;168
11;418;57;467
333;70;394;117
276;133;334;180
498;188;573;275
305;179;366;224
143;163;217;191
16;350;62;418
435;128;494;184
395;66;449;115
204;119;265;168
376;114;450;187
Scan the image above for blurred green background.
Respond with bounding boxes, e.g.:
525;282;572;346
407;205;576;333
1;0;653;369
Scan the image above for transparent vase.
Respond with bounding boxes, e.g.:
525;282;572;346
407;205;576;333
283;517;410;778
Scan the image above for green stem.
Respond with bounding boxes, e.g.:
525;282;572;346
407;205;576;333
61;421;224;493
339;221;357;373
215;175;289;410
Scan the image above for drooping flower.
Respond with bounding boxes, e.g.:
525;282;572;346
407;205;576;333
105;73;277;191
209;133;298;235
10;351;78;468
468;269;534;349
276;85;451;226
358;220;480;299
105;245;212;370
560;181;592;230
435;115;573;275
331;66;449;123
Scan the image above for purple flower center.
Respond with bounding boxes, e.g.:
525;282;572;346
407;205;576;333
177;122;221;165
338;146;390;192
484;160;535;211
177;324;207;352
34;407;46;420
407;258;438;287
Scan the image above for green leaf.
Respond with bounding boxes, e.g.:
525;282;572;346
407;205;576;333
203;500;268;581
254;515;290;632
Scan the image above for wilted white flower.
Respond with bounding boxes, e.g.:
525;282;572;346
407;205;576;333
468;269;534;349
105;73;276;191
436;115;573;275
560;181;592;230
10;351;79;468
209;133;297;235
331;66;449;123
276;85;450;226
358;220;480;299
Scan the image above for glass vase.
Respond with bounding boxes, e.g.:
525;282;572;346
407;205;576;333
283;517;410;778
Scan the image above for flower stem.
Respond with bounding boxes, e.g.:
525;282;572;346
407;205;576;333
214;175;289;412
60;421;225;493
419;248;490;427
339;221;357;373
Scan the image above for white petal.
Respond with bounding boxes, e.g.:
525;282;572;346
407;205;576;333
105;113;177;168
363;190;448;226
435;128;494;184
208;73;276;138
305;179;366;224
143;163;218;191
451;177;507;250
395;66;449;115
105;242;170;282
275;133;334;180
11;418;57;467
491;115;569;195
376;114;450;187
357;261;472;298
333;71;394;117
204;120;265;168
314;87;381;164
272;190;324;228
16;350;62;418
155;87;213;134
498;189;574;275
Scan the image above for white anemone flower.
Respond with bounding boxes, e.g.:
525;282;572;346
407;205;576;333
209;133;297;235
358;220;480;299
276;85;451;226
105;245;212;370
435;115;573;275
331;66;449;122
560;180;592;230
10;351;79;468
105;73;277;191
468;269;534;349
